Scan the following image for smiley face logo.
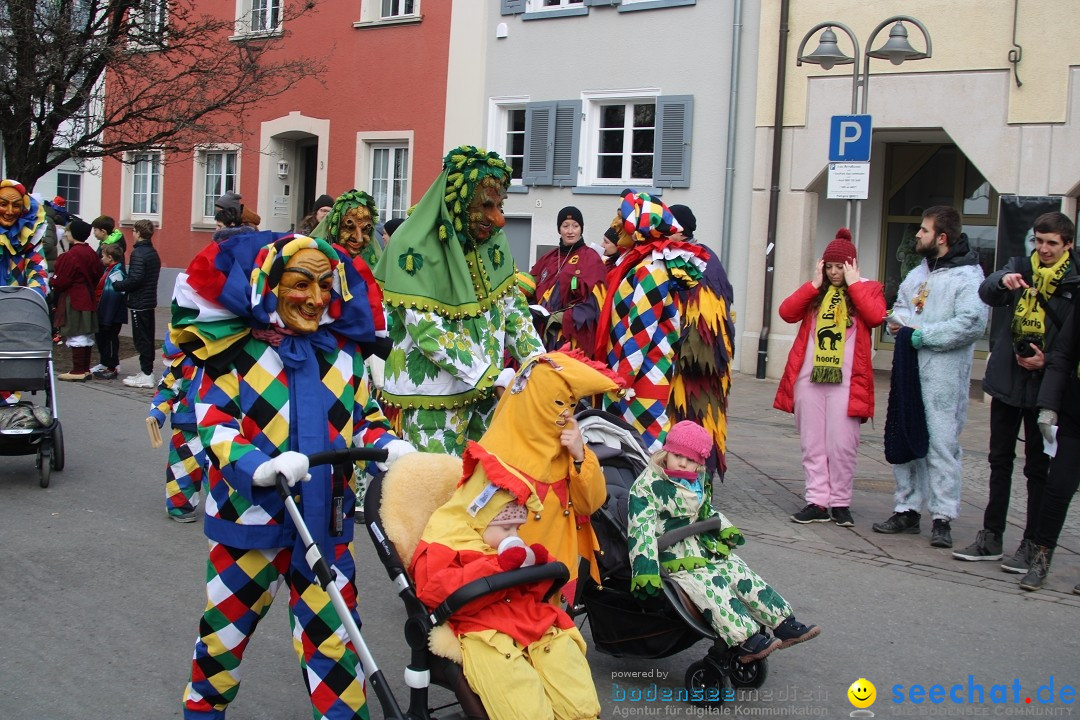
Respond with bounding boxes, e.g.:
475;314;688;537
848;678;876;709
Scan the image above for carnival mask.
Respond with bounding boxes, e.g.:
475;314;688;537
339;206;374;259
276;248;333;334
0;187;25;229
466;176;506;244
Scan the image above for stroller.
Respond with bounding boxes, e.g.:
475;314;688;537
573;408;769;706
0;286;65;487
364;453;571;719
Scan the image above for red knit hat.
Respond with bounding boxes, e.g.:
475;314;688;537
663;421;713;465
822;228;857;264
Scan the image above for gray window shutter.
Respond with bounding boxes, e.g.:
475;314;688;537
552;100;582;186
654;95;693;188
584;0;617;5
501;0;526;15
524;102;556;186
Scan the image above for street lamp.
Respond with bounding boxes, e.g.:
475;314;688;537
796;16;932;244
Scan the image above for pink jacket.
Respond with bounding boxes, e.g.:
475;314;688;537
773;280;885;419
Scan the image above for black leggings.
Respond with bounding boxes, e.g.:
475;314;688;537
1030;433;1080;549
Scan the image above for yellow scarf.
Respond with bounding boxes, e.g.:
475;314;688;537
1012;252;1070;343
811;285;848;384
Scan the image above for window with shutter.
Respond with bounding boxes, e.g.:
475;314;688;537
523;102;555;186
552;101;581;186
653;95;693;188
500;0;527;15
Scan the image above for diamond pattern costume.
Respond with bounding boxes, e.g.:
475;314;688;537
627;463;793;647
148;337;207;518
373;147;544;455
172;232;396;719
595;191;709;452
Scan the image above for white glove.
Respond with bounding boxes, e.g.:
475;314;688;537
376;439;417;472
494;367;517;390
365;355;385;390
252;451;311;488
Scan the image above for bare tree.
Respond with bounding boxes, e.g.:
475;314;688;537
0;0;324;190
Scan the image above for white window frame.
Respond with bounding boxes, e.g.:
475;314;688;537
191;144;241;228
121;150;164;223
127;0;169;50
232;0;282;38
355;0;422;26
56;171;82;217
582;88;660;187
355;131;414;225
527;0;584;10
488;96;530;188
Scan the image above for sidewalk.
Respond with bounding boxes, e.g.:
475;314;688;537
719;370;1080;603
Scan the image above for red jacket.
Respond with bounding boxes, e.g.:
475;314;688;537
773;280;885;419
50;242;104;312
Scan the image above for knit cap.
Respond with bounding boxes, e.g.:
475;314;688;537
669;204;696;239
215;191;242;214
69;218;92;242
822;228;857;264
313;194;334;212
489;501;527;527
662;420;713;465
556;206;584;230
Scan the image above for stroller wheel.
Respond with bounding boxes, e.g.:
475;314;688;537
51;421;65;471
39;449;52;488
728;654;769;689
684;659;727;707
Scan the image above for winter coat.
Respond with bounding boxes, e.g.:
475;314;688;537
95;262;128;326
773;279;886;419
50;242;103;313
1036;288;1080;439
980;252;1079;408
527;239;606;353
112;238;160;310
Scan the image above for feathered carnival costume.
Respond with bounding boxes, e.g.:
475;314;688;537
373;146;544;455
595;190;710;453
0;179;49;298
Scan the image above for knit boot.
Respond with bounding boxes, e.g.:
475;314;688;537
1019;546;1053;592
59;346;92;381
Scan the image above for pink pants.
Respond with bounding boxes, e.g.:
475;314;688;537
793;376;861;508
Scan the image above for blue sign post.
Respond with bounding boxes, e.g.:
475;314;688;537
829;115;872;162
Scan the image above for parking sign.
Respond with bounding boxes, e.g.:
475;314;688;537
829;115;872;162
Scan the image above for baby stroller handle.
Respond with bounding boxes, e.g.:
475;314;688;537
431;562;571;626
657;517;726;552
305;446;389;467
275;460;408;720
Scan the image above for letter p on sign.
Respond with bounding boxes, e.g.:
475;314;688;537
829;115;872;162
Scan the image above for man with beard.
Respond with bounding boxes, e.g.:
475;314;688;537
373;146;544;455
873;206;988;548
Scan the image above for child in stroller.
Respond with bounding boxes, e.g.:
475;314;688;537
576;414;819;703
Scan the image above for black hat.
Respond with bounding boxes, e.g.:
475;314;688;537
669;204;696;239
313;194;334;212
556;206;584;230
603;227;619;243
69;218;92;242
384;217;405;237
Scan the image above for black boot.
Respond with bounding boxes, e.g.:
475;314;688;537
1019;546;1053;591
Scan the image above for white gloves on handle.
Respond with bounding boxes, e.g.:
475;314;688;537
366;355;385;390
252;451;311;488
376;439;417;472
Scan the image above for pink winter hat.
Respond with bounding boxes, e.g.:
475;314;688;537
663;421;713;465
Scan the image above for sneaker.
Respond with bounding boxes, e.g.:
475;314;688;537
872;510;921;534
930;519;953;548
169;509;198;523
791;503;830;524
773;616;821;649
952;529;1003;561
93;369;118;380
1019;546;1053;591
737;633;782;663
831;507;854;527
123;372;156;388
57;371;91;382
89;364;106;373
1002;538;1036;574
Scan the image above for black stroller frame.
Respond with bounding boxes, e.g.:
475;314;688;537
572;409;769;707
0;286;65;487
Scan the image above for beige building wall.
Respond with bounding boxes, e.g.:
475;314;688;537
747;0;1080;379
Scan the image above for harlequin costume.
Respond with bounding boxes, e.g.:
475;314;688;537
594;191;709;452
479;351;626;593
527;207;607;353
409;455;600;720
668;205;737;477
171;231;405;719
373;146;544;455
0;179;49;299
628;423;799;649
148;336;208;521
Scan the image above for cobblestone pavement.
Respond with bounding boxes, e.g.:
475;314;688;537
717;370;1080;605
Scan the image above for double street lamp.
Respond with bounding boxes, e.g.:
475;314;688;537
796;16;933;244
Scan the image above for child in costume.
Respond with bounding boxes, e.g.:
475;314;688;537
410;474;600;720
172;232;415;719
773;229;885;527
148;337;207;523
628;420;821;663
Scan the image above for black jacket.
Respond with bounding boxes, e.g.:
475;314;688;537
980;252;1079;407
113;239;161;310
1037;288;1080;437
